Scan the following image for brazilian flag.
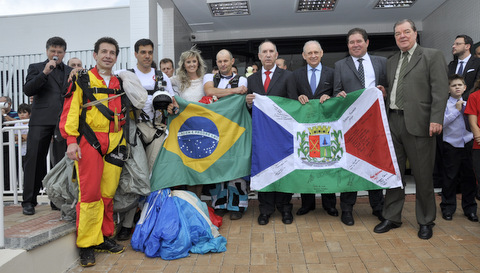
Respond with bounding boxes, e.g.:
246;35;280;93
150;95;251;191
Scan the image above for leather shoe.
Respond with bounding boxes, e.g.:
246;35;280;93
372;210;384;221
418;225;433;240
296;206;315;216
465;212;479;222
374;220;401;233
442;212;453;221
282;211;294;224
23;203;35;215
324;207;339;217
116;227;132;241
214;209;228;217
50;201;60;211
258;214;270;225
341;211;354;226
230;211;243;220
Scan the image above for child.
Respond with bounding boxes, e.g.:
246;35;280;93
440;74;477;221
466;78;480;209
14;103;31;168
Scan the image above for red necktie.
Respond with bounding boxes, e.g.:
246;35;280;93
264;70;271;93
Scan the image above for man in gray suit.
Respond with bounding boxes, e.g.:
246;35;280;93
373;19;449;240
333;28;386;226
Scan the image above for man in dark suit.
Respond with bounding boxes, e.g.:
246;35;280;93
373;19;449;240
22;36;72;215
246;40;296;225
449;34;480;99
435;34;480;199
333;28;386;226
292;40;338;219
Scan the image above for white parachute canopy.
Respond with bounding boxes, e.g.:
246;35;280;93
118;70;148;109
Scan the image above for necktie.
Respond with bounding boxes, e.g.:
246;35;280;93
395;51;409;109
264;70;271;93
458;61;464;75
357;58;365;88
310;68;317;94
458;98;470;130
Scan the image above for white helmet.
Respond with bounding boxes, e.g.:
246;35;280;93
152;90;172;110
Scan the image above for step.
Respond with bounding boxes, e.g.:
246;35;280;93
0;203;78;273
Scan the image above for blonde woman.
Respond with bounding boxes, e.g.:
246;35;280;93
170;47;207;102
169;47;207;198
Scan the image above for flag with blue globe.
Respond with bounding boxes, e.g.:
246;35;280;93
151;95;251;190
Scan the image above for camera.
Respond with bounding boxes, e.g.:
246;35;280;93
0;102;9;109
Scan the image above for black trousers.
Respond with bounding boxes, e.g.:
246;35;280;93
300;193;337;210
258;192;292;215
340;190;384;212
440;141;477;215
22;125;66;207
473;149;480;195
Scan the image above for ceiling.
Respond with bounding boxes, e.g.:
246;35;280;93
171;0;448;42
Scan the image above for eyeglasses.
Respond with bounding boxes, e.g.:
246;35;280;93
453;42;465;46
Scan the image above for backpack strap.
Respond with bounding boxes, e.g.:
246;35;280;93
76;71;129;155
145;70;166;95
213;73;240;88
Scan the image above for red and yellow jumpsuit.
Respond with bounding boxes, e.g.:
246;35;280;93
60;67;126;248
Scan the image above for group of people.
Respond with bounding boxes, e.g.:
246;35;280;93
5;17;479;267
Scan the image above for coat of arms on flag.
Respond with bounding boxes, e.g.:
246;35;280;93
251;87;402;194
299;125;343;162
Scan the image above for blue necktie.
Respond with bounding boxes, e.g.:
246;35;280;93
310;68;317;94
457;61;464;75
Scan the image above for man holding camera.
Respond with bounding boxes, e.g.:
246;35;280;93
22;36;72;215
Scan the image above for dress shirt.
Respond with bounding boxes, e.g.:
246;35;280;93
307;63;322;90
390;43;417;110
262;65;277;85
443;96;473;148
352;54;375;88
456;54;471;75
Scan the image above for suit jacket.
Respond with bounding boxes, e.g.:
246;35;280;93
247;67;296;99
24;60;72;126
334;55;387;96
447;56;480;100
386;45;449;137
292;65;334;99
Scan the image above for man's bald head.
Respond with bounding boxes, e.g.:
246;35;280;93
216;49;233;60
216;49;235;76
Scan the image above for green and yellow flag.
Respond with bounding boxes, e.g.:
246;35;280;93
150;95;251;191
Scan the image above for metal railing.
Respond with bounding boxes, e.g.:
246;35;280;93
0;47;131;110
1;119;32;248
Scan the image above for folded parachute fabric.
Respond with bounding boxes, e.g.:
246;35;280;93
171;190;221;238
131;189;227;260
131;189;168;253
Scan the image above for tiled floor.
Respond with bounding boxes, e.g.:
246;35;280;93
64;194;480;273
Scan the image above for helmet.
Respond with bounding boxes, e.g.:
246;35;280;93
152;90;172;110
